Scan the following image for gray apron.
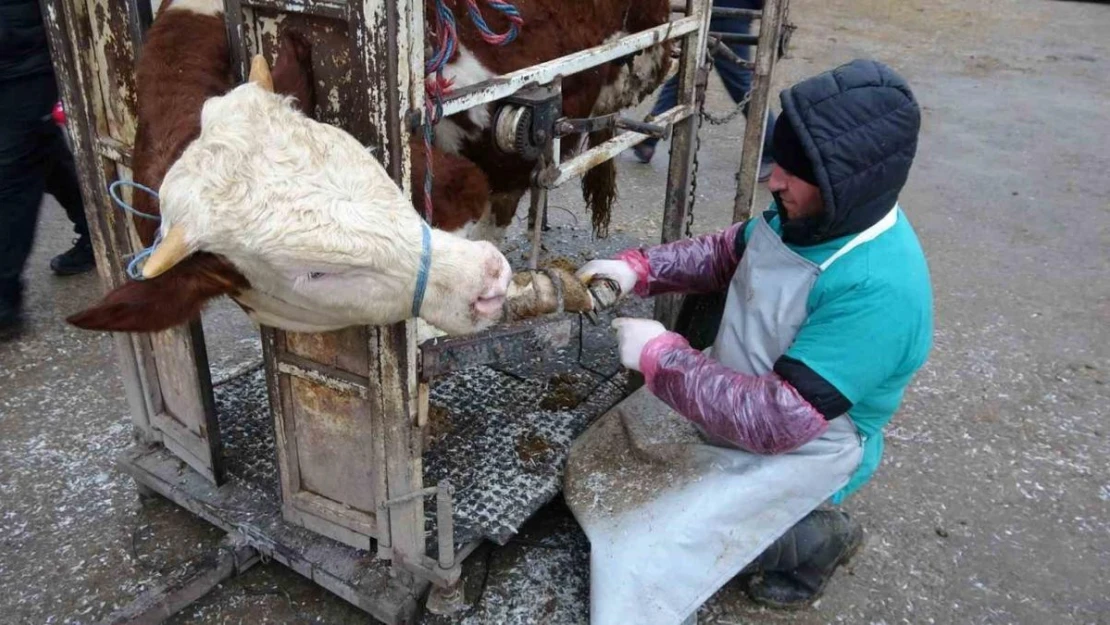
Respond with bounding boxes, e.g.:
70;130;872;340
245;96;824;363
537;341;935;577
565;207;898;625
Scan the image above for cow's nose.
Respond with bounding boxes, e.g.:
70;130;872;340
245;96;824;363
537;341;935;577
474;248;511;318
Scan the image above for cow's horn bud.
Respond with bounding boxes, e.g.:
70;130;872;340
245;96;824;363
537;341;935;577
142;226;191;279
249;55;274;92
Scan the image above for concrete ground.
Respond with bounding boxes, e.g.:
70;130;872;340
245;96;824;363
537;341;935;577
2;0;1108;622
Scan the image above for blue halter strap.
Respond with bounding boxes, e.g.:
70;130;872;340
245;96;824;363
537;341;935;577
108;180;163;281
412;220;433;317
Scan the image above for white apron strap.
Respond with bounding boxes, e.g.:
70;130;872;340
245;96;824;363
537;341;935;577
819;205;899;271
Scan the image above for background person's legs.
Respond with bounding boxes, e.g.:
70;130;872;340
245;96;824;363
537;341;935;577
634;0;776;173
0;74;57;331
45;119;95;276
711;30;777;179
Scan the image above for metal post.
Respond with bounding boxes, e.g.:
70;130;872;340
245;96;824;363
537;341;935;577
732;0;789;222
350;0;426;578
654;0;713;330
436;482;455;570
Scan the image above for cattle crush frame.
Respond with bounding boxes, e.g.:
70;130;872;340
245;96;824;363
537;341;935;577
40;0;792;622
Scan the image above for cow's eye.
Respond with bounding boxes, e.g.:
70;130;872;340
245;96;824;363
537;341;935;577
308;271;327;280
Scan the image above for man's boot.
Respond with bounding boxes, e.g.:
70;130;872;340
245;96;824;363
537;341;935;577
744;509;864;610
50;236;96;276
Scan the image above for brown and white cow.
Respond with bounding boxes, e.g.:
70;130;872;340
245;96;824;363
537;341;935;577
68;0;510;335
69;0;668;335
422;0;673;242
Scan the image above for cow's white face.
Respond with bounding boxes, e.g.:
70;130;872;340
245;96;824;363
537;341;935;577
152;74;511;335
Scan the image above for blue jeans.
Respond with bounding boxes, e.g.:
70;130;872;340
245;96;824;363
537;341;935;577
643;0;776;166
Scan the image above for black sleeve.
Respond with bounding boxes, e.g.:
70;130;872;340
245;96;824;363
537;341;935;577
733;219;749;260
774;355;852;420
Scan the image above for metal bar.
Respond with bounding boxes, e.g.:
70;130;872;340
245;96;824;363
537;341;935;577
707;35;755;70
708;31;759;46
436;482;455;570
527;175;547;269
539;104;694;189
351;0;426;580
276;354;371;398
98;534;258;625
418;316;574;382
378;486;439;509
614;117;671;139
655;0;713;330
239;0;348;19
437;16;703;119
733;0;787;222
671;2;762;20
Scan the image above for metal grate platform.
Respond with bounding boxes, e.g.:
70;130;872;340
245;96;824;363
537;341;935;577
210;310;646;551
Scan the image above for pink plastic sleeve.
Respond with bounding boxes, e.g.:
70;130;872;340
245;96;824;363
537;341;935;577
615;222;745;298
640;332;829;455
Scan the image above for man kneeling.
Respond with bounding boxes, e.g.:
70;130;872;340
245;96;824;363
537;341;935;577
569;59;933;624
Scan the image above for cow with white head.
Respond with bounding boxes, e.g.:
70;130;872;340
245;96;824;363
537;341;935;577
138;58;511;335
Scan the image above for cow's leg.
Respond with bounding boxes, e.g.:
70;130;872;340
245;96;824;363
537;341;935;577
468;189;526;245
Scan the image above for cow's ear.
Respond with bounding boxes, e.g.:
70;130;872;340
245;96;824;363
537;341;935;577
67;254;248;333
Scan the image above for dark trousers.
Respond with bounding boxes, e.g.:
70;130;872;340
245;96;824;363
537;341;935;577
643;0;776;165
0;72;89;306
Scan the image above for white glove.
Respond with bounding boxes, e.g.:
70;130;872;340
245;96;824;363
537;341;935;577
576;259;639;300
612;317;668;371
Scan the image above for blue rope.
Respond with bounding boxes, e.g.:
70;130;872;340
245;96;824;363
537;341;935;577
425;0;458;75
411;220;433;317
108;180;163;281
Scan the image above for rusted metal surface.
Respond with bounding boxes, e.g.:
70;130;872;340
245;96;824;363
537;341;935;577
285;327;371;377
287;377;377;513
419;317;575;382
436;15;703;120
733;0;788;221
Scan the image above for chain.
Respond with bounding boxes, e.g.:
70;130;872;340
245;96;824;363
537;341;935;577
702;90;752;126
686;111;700;238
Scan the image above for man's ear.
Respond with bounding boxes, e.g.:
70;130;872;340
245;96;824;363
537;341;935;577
67;254;249;333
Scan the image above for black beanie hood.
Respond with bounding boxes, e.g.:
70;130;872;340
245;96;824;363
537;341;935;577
775;59;921;246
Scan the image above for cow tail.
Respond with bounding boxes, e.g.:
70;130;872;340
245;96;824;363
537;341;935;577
582;128;617;238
